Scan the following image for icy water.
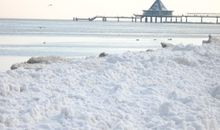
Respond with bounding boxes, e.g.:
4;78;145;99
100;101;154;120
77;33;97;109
0;19;220;71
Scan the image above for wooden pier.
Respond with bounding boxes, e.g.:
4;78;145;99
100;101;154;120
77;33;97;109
73;0;220;24
73;14;220;24
73;16;136;22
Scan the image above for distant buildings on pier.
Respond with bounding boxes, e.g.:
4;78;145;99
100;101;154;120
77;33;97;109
73;0;220;24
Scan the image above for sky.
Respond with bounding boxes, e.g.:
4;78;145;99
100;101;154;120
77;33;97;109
0;0;220;19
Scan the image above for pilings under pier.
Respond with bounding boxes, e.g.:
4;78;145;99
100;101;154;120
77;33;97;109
73;15;220;24
133;15;220;24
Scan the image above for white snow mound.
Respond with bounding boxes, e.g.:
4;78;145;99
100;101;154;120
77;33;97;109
0;43;220;130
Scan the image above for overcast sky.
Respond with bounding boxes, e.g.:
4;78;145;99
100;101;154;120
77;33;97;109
0;0;220;19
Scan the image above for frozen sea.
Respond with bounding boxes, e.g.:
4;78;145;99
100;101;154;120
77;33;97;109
0;19;220;71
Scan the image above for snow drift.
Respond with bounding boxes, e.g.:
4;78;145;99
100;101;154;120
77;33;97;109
0;37;220;130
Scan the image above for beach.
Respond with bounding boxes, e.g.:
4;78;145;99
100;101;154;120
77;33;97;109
0;19;220;129
0;40;220;129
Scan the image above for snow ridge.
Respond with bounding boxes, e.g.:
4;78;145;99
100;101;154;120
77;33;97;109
0;43;220;130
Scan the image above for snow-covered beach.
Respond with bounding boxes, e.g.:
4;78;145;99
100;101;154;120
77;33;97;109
0;37;220;130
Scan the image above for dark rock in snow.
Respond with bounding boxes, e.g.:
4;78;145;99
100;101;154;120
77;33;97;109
99;52;108;58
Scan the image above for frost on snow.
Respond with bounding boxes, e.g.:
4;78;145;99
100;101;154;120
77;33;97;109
0;38;220;130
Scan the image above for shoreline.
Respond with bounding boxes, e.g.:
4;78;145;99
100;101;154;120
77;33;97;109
0;36;207;71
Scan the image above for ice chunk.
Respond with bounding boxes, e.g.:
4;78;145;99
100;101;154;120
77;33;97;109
10;56;69;70
161;42;175;48
27;56;67;64
203;35;220;45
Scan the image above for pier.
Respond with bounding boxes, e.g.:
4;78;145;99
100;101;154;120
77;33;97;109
73;15;220;24
73;0;220;24
73;16;136;22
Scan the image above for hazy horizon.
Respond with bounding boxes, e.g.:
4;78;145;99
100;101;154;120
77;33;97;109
1;0;220;20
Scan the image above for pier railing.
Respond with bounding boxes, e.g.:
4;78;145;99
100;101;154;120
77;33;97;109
73;16;136;22
187;13;220;17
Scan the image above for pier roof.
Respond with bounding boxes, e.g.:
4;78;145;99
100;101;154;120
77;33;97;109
143;0;173;16
148;0;168;11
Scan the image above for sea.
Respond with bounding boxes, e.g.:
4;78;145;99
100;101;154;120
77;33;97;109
1;19;220;71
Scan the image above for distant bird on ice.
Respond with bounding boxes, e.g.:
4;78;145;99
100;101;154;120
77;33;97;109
48;4;53;7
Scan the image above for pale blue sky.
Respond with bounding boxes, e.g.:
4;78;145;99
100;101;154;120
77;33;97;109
0;0;220;19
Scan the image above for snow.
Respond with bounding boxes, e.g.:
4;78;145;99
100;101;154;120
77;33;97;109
0;37;220;130
10;56;70;70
